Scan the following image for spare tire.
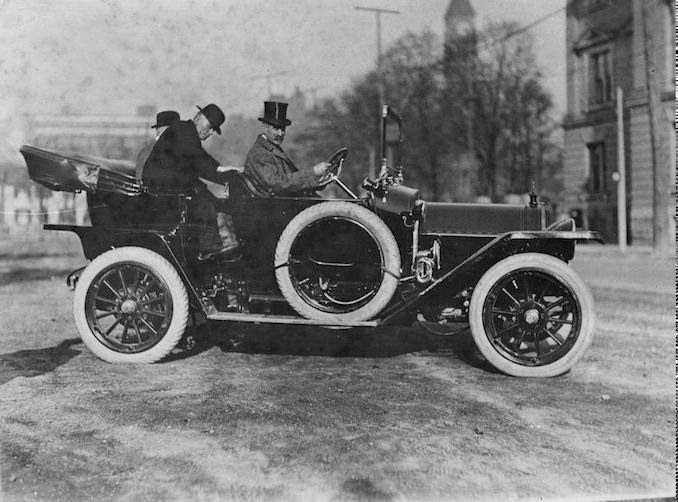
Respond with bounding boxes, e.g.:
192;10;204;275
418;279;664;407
275;201;401;322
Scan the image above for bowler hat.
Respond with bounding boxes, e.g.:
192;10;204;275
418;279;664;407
196;103;225;134
151;110;180;129
258;101;292;128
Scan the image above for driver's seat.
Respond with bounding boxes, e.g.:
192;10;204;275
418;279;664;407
223;171;273;199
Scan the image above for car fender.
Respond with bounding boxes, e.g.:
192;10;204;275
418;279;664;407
44;224;205;312
381;229;602;324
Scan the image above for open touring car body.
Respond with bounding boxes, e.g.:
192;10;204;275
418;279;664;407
20;106;602;377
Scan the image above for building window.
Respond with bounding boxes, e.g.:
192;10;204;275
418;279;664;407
589;50;613;105
587;142;607;193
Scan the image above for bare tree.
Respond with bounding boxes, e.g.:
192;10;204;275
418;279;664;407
303;31;451;199
302;24;560;203
380;31;450;200
444;22;558;201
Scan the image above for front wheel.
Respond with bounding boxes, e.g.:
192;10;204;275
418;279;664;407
73;246;189;363
469;253;595;377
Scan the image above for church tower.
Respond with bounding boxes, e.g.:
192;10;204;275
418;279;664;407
443;0;479;202
444;0;476;46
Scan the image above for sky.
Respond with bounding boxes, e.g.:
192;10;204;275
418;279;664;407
0;0;567;162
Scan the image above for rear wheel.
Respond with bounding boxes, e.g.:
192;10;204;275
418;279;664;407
469;253;595;377
73;246;189;363
275;201;400;321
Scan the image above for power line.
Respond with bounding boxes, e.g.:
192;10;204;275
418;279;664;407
440;1;664;104
436;0;576;73
468;0;577;51
493;0;576;46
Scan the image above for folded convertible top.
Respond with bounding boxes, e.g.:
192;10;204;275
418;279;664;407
20;145;143;196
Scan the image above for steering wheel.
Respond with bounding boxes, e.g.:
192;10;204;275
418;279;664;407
318;147;348;187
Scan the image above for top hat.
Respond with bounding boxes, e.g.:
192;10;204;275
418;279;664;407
151;110;180;129
258;101;292;128
196;103;225;134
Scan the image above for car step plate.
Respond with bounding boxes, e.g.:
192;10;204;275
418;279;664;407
206;312;380;327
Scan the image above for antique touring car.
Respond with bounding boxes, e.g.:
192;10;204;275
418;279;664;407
20;106;602;377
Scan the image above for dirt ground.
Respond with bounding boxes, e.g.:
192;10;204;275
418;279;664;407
0;231;675;502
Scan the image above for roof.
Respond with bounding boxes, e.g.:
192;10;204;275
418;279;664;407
445;0;475;20
571;17;632;54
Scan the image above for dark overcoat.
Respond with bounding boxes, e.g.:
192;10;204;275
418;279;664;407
140;119;223;249
244;135;318;196
135;140;154;181
142;120;221;193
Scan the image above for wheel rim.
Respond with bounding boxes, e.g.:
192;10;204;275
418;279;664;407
287;217;385;314
84;262;174;353
482;269;582;367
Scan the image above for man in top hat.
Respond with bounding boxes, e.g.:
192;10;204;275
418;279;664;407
142;103;241;260
244;101;329;196
135;110;180;180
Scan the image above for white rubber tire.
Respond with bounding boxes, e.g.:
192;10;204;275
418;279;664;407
275;201;401;321
469;253;595;377
73;246;189;363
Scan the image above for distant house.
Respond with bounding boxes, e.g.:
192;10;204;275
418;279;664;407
26;111;154;160
562;0;675;246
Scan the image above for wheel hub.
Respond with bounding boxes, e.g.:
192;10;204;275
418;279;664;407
517;302;546;331
120;299;137;315
523;308;540;325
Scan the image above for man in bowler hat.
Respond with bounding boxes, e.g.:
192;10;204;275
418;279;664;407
142;103;241;261
244;101;329;196
135;110;180;180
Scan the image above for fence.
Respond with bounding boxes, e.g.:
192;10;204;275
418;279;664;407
0;184;88;236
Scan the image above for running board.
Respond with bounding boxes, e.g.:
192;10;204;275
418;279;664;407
206;311;380;327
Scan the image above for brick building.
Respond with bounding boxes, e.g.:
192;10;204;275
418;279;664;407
561;0;674;246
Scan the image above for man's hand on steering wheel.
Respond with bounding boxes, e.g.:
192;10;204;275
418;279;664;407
316;147;348;187
312;161;330;176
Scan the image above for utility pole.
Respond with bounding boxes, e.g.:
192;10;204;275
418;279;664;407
250;71;289;99
640;0;672;255
616;87;627;253
355;6;400;178
354;6;400;108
